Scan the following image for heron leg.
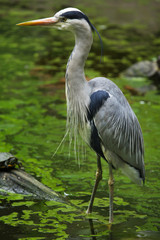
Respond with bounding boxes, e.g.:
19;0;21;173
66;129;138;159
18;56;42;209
86;155;102;214
108;163;114;223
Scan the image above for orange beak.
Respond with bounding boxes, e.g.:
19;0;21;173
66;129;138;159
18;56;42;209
17;17;58;26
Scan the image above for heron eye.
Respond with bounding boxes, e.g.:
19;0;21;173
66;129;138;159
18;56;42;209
61;17;67;22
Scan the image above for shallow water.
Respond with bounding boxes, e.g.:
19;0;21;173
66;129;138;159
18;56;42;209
0;1;160;239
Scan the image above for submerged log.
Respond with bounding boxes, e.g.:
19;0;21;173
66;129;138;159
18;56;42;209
0;169;66;203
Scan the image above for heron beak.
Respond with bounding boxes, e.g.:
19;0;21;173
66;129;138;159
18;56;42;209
17;17;58;26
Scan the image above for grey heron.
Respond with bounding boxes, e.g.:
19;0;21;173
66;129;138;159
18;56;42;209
17;7;145;223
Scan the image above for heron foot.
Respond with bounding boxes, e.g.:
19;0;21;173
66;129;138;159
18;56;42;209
86;155;102;214
86;208;91;214
107;223;113;231
108;164;114;223
86;168;102;214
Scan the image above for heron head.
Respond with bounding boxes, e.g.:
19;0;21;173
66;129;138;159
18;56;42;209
17;7;94;33
17;7;103;58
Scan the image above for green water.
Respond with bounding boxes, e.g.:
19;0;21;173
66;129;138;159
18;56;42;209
0;1;160;239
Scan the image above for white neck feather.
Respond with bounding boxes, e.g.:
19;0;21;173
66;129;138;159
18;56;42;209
65;25;93;137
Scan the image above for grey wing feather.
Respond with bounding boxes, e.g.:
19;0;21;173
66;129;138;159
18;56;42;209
89;77;145;180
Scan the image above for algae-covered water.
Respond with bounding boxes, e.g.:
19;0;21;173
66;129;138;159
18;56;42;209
0;0;160;239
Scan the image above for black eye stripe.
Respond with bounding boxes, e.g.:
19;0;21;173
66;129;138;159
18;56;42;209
60;11;94;31
60;10;104;59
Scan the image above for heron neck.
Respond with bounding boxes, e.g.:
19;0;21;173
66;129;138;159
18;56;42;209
65;28;93;135
66;29;93;86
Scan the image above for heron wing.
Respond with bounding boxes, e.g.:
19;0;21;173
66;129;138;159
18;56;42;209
88;78;145;180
